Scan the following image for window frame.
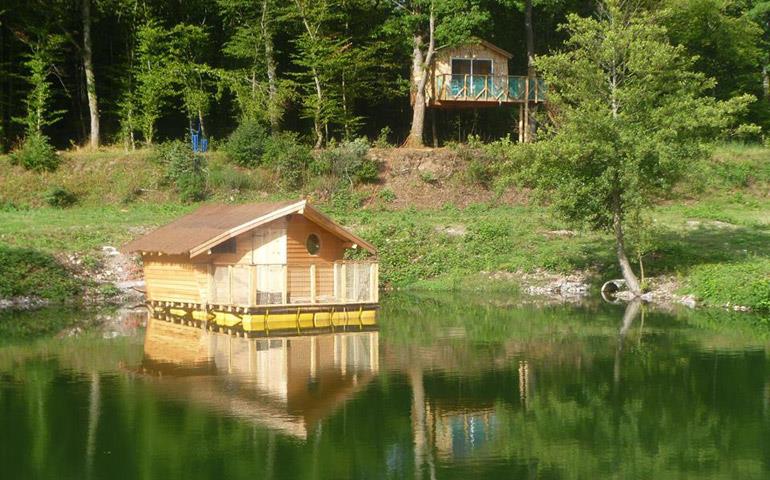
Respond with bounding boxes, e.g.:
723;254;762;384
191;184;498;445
305;233;322;256
450;57;494;76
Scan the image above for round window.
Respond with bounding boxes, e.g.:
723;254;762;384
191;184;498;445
306;234;321;255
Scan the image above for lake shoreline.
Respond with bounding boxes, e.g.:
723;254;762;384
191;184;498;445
1;145;768;314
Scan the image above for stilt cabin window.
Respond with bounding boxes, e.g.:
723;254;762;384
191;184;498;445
451;58;493;97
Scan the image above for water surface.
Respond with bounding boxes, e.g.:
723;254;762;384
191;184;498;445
1;294;770;479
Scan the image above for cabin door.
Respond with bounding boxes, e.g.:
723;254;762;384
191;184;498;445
252;227;287;303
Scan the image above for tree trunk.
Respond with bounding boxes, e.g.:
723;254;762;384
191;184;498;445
405;11;435;148
294;0;324;147
523;0;536;143
763;64;769;99
82;0;100;149
407;90;426;147
261;0;280;131
198;110;206;138
405;37;427;148
312;66;324;148
612;198;642;295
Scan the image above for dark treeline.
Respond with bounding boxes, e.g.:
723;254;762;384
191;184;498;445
0;0;767;151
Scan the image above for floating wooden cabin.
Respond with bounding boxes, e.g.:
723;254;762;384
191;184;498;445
123;200;379;335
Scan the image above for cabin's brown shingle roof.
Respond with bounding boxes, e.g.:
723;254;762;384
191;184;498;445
122;200;377;256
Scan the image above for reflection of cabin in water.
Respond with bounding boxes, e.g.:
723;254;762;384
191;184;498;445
123;200;379;336
141;318;379;439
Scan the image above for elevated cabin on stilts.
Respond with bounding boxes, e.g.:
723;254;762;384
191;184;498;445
123;200;379;336
417;38;546;142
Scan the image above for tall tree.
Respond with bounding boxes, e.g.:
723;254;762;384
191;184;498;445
291;0;349;147
219;0;288;130
534;0;753;294
663;0;765;103
81;0;99;148
386;0;489;147
15;33;65;135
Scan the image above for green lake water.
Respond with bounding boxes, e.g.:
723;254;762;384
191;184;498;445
2;293;770;479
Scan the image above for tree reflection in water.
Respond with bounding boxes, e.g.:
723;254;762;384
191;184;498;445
1;295;770;479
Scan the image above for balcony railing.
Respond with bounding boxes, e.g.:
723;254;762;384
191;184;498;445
435;74;546;103
209;261;378;308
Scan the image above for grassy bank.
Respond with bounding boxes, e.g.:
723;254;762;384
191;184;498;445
0;246;81;303
0;143;768;310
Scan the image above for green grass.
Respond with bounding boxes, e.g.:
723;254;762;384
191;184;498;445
0;204;193;252
0;149;282;208
684;259;770;310
0;246;81;302
0;143;768;310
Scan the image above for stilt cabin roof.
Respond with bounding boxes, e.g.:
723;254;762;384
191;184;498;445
123;199;377;257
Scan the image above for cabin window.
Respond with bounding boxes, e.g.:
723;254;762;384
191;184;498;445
451;58;493;76
451;58;471;75
211;238;236;254
306;234;321;255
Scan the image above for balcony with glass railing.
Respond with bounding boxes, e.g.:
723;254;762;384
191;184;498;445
434;74;546;104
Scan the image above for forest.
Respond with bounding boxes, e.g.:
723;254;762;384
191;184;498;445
1;0;768;152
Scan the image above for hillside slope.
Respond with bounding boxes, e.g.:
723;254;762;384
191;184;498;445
1;144;769;310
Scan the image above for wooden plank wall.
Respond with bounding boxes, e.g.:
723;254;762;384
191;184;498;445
143;254;208;303
286;214;345;300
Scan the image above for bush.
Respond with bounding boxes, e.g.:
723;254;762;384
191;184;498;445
45;186;78;208
224;119;270;167
315;138;378;185
685;259;770;311
0;246;81;302
208;162;257;192
9;132;60;172
374;126;393;148
262;132;311;189
378;188;396;203
151;140;208;202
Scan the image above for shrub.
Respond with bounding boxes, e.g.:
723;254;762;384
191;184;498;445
224;119;270;167
374;126;393;148
9;132;60;172
316;138;378;185
151;140;208;202
45;186;78;208
208;162;257;192
685;259;770;311
0;246;81;302
262;132;311;189
420;171;437;184
378;188;396;203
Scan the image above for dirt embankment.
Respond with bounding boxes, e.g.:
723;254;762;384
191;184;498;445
366;147;529;209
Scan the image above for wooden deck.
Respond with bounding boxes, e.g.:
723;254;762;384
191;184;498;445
432;74;546;106
207;260;379;307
